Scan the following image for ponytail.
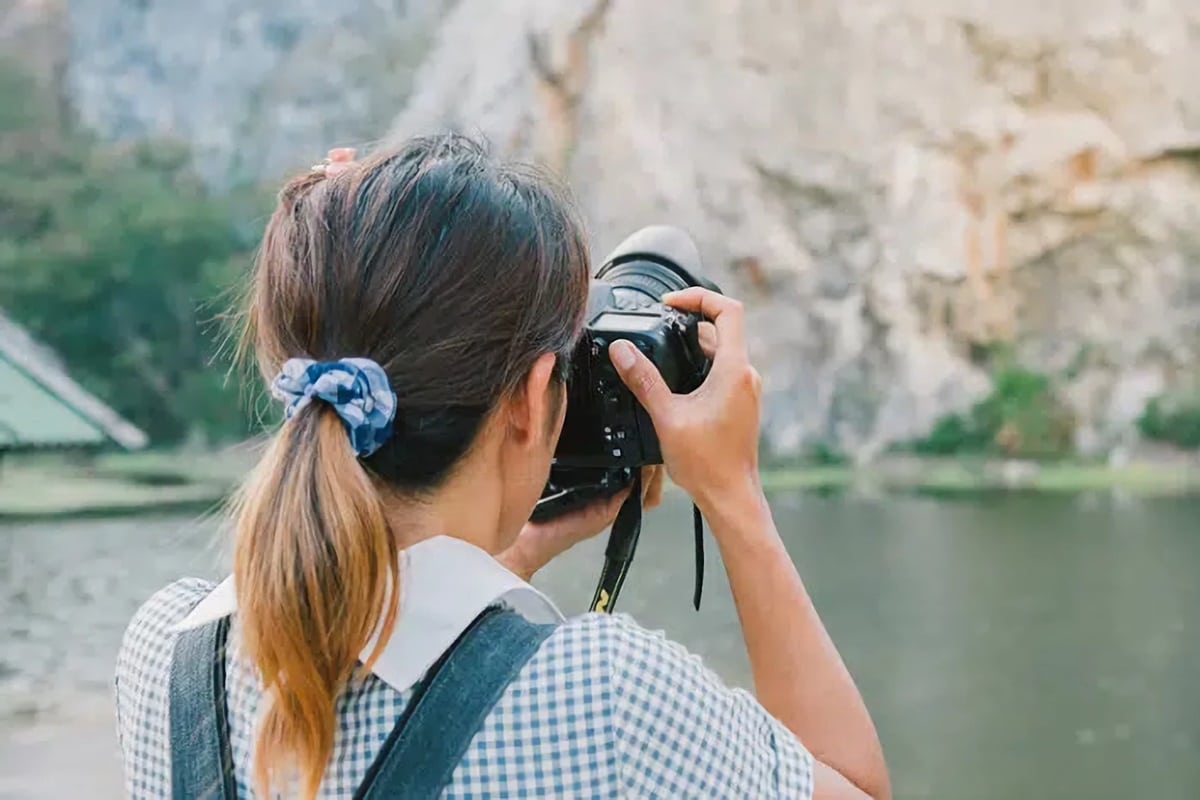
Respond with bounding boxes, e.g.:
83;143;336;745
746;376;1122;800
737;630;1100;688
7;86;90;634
232;407;398;798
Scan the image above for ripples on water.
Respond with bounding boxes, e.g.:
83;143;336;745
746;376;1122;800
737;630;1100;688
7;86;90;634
2;491;1199;799
0;514;225;722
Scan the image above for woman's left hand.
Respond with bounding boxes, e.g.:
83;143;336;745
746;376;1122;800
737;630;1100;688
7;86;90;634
499;466;664;581
322;147;356;175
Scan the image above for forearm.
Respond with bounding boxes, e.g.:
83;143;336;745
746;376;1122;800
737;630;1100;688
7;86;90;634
701;485;890;800
495;530;545;582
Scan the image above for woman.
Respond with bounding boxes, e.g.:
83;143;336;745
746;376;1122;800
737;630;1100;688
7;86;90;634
116;136;890;799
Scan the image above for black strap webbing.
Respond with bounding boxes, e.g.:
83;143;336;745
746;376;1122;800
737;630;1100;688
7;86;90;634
590;471;644;612
692;503;705;610
169;616;236;800
589;470;706;614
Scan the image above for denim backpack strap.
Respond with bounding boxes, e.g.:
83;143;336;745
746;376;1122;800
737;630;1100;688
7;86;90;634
354;606;557;800
169;615;236;800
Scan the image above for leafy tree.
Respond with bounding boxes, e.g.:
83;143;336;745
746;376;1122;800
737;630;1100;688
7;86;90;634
0;61;261;443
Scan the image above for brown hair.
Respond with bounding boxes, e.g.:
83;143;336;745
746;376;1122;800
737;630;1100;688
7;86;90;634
232;134;589;798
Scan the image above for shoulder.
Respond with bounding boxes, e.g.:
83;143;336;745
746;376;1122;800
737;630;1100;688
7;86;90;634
114;578;217;781
543;609;684;654
535;611;737;739
532;610;686;687
547;612;814;799
118;577;217;680
547;611;729;696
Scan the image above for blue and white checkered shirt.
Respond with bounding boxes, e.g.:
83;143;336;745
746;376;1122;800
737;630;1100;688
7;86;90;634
115;536;814;798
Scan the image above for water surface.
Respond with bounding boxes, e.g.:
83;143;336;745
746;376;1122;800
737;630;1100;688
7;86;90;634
1;491;1197;799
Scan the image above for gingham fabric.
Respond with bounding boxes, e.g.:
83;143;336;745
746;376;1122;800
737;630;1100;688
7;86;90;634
116;578;814;798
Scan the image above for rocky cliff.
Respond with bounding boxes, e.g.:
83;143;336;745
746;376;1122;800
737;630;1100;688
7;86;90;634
2;0;450;185
7;0;1200;459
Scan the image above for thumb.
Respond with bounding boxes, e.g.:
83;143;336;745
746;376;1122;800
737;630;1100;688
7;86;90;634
609;340;672;418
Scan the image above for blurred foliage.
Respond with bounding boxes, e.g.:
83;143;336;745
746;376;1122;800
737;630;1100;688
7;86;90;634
914;364;1076;459
0;61;266;444
1138;389;1200;449
807;440;848;466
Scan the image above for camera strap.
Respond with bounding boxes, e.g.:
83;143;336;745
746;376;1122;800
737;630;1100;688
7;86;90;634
589;471;642;613
589;471;706;614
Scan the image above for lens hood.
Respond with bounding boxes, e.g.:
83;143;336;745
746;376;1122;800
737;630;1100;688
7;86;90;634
596;225;720;293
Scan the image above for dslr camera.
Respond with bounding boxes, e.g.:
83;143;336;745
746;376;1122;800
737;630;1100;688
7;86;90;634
532;226;720;522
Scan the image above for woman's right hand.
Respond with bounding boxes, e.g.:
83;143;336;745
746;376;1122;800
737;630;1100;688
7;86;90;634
607;287;764;512
614;289;891;800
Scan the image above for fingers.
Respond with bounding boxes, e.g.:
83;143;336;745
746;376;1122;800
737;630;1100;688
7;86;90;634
662;288;746;367
325;147;356;176
697;321;717;360
607;486;632;514
609;340;673;418
577;487;629;526
641;465;664;509
529;485;628;538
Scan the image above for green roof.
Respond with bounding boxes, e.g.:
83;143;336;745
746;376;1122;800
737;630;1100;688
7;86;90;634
0;357;108;447
0;311;147;451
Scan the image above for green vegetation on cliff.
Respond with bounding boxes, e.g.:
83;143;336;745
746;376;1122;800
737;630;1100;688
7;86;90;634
1139;388;1200;449
913;364;1076;458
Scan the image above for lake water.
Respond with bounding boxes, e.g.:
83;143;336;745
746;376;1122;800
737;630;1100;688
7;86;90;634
1;490;1197;799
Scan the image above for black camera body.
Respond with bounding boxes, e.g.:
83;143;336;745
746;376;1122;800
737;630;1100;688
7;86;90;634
532;226;720;522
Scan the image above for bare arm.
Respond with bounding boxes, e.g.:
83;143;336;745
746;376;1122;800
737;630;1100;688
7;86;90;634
609;287;890;800
702;485;889;800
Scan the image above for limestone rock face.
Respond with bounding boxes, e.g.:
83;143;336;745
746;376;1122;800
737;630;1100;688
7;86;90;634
56;0;450;185
391;0;1200;458
8;0;1200;457
1;0;69;90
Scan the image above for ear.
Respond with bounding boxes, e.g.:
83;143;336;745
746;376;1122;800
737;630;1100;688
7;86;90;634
505;352;560;447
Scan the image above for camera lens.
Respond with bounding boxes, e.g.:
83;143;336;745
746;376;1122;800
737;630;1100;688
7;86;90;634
595;225;720;310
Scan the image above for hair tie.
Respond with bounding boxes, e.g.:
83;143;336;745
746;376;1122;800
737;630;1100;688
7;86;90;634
271;358;397;458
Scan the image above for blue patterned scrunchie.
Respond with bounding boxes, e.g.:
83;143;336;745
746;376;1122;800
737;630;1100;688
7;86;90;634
270;357;397;458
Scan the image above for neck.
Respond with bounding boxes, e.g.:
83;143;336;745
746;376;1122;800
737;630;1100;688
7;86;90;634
384;448;506;555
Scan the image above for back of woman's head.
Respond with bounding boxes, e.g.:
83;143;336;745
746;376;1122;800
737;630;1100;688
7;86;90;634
232;134;589;798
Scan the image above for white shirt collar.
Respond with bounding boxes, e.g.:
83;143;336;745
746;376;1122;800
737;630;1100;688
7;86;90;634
173;535;564;693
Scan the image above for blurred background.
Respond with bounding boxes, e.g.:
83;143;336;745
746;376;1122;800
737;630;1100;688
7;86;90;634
1;0;1198;798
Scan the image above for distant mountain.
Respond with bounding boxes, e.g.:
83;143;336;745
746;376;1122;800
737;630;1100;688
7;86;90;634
2;0;450;186
6;0;1200;458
